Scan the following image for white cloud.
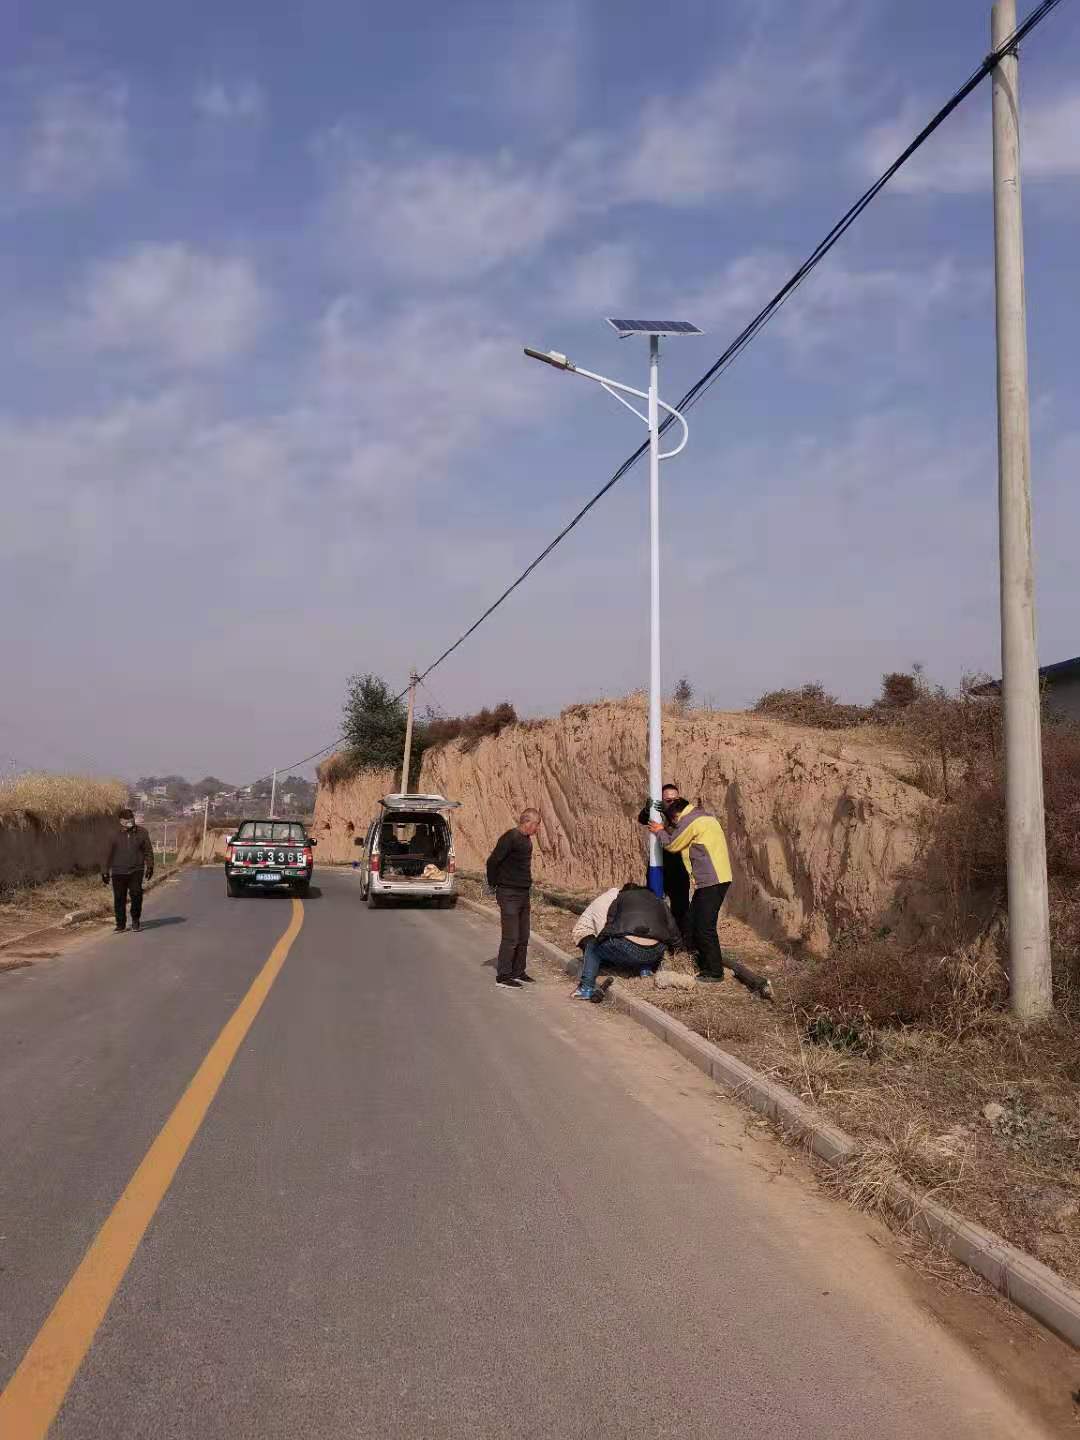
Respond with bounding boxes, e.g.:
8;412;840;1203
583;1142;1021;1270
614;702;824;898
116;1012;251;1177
553;243;638;316
857;89;1080;195
76;244;268;368
312;294;541;497
490;0;582;134
319;136;572;282
14;78;132;204
683;251;989;368
616;7;853;206
194;80;266;123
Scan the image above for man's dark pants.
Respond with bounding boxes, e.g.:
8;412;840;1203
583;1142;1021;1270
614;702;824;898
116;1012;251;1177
689;880;768;992
496;887;530;979
112;872;144;930
665;856;692;948
689;882;729;978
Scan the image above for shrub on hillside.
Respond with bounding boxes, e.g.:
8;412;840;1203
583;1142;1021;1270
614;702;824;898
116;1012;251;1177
423;702;517;754
753;682;870;729
799;712;1080;1025
791;929;1006;1032
0;774;129;831
317;751;364;788
879;671;917;709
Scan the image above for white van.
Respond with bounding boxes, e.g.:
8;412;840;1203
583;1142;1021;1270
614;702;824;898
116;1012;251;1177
357;794;461;909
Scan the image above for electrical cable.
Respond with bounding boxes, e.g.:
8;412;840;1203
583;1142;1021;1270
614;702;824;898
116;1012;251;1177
398;0;1065;696
264;0;1067;772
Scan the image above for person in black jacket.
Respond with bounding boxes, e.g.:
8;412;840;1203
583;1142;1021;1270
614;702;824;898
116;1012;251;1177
571;884;681;1001
486;808;541;988
637;782;690;949
102;808;155;933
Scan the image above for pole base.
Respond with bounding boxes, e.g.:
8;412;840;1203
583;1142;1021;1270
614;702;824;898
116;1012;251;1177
647;865;665;899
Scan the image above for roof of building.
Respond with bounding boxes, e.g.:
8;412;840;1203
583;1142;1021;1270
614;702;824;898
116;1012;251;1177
971;655;1080;696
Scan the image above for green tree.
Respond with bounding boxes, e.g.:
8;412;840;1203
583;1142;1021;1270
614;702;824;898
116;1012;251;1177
673;677;694;714
341;673;409;776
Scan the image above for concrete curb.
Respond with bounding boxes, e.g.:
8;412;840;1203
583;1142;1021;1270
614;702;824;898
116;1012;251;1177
0;869;183;956
456;893;1080;1348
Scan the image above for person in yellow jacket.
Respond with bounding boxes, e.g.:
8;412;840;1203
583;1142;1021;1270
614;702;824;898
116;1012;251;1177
651;797;773;999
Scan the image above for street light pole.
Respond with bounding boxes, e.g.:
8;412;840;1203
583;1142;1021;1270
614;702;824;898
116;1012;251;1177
270;769;278;819
524;320;700;897
646;336;664;896
992;0;1052;1020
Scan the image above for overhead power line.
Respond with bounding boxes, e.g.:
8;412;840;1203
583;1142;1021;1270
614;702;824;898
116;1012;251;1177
399;0;1065;695
264;0;1067;776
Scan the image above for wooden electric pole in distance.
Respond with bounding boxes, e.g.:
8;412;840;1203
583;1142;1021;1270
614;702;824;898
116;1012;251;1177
400;672;418;795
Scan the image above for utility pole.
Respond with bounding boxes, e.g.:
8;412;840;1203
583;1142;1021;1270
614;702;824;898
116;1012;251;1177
992;0;1052;1021
401;672;418;794
201;795;210;864
270;769;278;819
646;335;664;899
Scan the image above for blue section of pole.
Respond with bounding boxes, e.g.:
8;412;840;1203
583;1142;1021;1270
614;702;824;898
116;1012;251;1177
647;864;665;898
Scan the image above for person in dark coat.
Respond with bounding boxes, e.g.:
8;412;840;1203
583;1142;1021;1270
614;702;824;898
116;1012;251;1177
637;782;691;948
486;808;541;988
570;884;681;1001
102;807;154;933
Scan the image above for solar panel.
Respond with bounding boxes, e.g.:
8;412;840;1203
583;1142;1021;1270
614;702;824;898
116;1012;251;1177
606;318;704;336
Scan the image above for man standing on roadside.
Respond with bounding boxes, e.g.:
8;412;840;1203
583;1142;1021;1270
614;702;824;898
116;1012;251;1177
102;807;154;934
486;808;541;989
637;782;691;948
650;797;772;1000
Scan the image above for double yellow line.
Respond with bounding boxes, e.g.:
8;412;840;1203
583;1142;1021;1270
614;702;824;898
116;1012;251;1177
0;899;305;1438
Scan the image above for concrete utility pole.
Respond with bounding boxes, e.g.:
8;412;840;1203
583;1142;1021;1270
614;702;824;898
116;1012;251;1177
270;769;278;819
200;796;210;864
992;0;1052;1021
401;672;418;794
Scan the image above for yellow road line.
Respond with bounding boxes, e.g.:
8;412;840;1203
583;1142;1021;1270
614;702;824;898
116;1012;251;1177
0;899;305;1439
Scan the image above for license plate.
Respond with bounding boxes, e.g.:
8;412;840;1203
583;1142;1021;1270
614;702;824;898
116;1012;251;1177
256;872;282;883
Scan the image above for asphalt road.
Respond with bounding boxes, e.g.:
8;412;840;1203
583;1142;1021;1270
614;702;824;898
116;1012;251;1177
0;868;1057;1438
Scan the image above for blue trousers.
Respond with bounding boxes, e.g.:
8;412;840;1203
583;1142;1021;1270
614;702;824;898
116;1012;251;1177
581;936;665;989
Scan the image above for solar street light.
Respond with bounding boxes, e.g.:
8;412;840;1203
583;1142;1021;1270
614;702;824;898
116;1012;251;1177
524;318;702;897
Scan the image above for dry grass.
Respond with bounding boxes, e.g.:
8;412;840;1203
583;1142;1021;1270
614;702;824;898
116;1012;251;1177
0;773;128;832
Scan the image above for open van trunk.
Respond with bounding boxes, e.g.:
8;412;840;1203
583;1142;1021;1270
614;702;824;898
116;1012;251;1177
378;813;452;881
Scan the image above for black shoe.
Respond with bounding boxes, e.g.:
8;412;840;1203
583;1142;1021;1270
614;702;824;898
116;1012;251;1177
132;920;141;933
114;925;126;934
696;971;725;984
517;973;536;983
496;977;521;988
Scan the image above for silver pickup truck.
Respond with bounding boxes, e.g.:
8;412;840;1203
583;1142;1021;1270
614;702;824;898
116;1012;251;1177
356;794;460;909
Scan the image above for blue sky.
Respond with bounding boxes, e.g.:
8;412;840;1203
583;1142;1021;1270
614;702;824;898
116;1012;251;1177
2;0;1078;781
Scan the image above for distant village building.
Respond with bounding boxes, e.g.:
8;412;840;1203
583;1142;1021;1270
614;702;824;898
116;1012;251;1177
974;655;1080;723
152;784;169;798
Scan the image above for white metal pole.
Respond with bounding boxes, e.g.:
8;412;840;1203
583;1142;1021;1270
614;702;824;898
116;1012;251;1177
647;334;664;897
401;672;417;793
992;0;1052;1020
201;796;210;864
270;769;277;819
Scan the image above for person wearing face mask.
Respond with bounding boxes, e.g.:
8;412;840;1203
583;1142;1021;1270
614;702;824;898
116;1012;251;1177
102;807;155;933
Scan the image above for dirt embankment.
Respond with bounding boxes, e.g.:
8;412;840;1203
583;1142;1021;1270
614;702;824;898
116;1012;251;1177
0;815;119;891
313;698;931;952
